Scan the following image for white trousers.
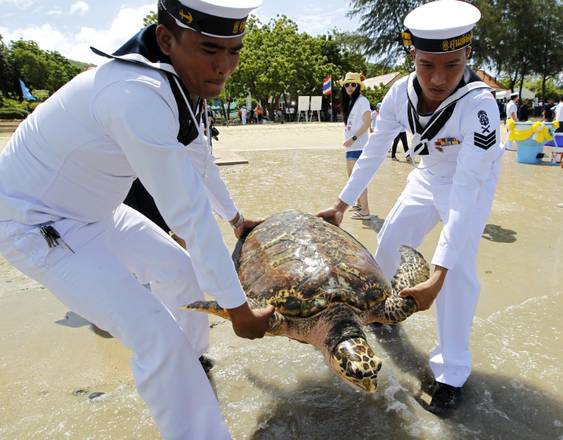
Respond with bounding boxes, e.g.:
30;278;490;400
0;204;231;440
375;167;499;387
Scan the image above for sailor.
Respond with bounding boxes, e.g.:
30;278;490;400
318;0;504;413
0;0;274;438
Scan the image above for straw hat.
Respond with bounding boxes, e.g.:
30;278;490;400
339;72;365;91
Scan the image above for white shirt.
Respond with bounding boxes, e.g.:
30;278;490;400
0;60;245;309
339;74;503;270
506;100;518;121
370;109;379;130
555;102;563;121
345;95;371;151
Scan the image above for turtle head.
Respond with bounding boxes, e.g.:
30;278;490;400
329;337;382;392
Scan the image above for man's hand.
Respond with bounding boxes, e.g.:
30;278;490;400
343;138;354;148
317;199;349;227
399;265;448;311
234;218;262;239
169;231;186;249
227;302;275;339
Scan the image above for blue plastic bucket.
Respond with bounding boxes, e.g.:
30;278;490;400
516;138;544;164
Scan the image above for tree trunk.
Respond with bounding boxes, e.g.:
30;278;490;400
541;74;547;102
517;61;527;98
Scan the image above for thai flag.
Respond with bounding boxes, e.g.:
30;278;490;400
322;76;332;96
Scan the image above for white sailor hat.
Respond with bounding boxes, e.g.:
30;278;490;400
160;0;262;38
401;0;481;53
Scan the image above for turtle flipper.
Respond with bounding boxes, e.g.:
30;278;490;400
362;246;428;324
363;295;418;324
181;301;289;336
390;245;430;293
181;301;230;320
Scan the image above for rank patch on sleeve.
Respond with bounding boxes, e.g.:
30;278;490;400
477;110;491;134
474;132;496;150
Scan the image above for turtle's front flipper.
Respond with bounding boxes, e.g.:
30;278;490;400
181;301;288;336
363;295;418;324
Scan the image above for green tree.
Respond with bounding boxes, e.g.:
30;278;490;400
10;40;81;94
531;0;563;100
143;11;157;27
228;16;335;118
470;0;562;100
10;40;50;90
348;0;421;65
0;34;18;99
364;84;390;108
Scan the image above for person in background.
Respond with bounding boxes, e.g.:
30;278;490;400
390;131;410;162
555;96;563;133
340;72;372;220
319;0;503;414
543;98;555;122
506;93;518;121
517;98;529;122
370;102;381;132
505;93;519;150
255;103;264;123
0;1;273;438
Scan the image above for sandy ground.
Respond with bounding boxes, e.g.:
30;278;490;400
0;122;562;439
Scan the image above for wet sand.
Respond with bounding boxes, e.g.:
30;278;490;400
1;123;562;439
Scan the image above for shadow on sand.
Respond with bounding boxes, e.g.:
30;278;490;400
482;224;518;243
360;219;518;245
360;214;385;234
244;323;562;440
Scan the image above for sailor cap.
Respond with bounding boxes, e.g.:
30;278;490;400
160;0;262;38
401;0;481;53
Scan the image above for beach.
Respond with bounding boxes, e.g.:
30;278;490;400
1;122;562;439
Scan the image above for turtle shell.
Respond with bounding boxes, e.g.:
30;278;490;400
233;210;391;317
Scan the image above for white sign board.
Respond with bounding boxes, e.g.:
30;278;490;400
310;96;322;111
298;96;310;111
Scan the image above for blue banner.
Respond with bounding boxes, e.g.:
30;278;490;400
19;79;37;101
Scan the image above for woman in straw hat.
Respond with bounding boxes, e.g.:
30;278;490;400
340;72;372;219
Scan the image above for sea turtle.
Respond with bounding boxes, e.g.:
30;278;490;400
183;210;429;392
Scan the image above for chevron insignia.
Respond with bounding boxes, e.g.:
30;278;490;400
474;132;496;150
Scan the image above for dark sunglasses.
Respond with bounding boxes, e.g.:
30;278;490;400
344;82;358;88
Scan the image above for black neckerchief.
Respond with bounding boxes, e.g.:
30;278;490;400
406;67;488;157
91;25;202;145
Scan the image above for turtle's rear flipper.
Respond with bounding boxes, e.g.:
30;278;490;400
362;246;429;325
391;245;430;293
181;301;230;320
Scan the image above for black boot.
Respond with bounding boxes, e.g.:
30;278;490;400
199;355;215;374
426;381;462;414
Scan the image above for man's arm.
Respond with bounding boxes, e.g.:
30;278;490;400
432;94;502;271
319;85;404;225
95;81;271;337
405;93;502;310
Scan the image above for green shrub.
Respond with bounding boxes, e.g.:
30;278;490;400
32;89;50;101
24;101;41;112
0;107;29;119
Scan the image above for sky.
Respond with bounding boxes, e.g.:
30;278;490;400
0;0;361;65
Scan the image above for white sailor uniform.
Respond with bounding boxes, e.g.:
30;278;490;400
340;69;503;387
0;22;244;440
